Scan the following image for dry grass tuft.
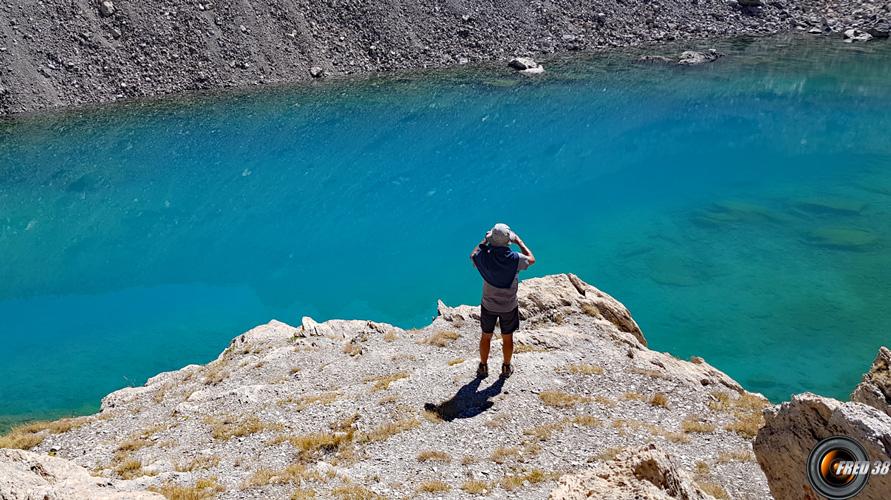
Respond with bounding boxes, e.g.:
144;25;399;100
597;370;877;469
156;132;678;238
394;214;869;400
622;391;645;401
423;330;461;347
724;413;763;439
416;450;451;463
709;391;768;438
524;415;600;441
612;419;690;443
461;479;490;494
717;450;756;463
203;361;227;385
694;461;710;476
358;417;420;443
580;303;601;318
499;469;558;491
416;480;451;493
682;416;717;434
114;458;153;480
279;391;339;411
490;446;521;464
364;372;409;392
291;489;318;500
242;464;312;488
698;481;731;499
174;455;221;473
461;455;478;465
383;330;398;342
593;447;623;461
539;390;591;408
447;358;465;366
649;393;669;408
331;484;385;499
149;477;225;500
558;363;604;375
630;366;669;380
514;344;549;353
207;415;277;440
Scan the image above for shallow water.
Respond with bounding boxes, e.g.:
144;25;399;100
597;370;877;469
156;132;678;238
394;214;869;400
2;35;890;428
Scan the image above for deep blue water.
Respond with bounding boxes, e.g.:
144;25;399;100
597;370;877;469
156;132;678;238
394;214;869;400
2;35;890;429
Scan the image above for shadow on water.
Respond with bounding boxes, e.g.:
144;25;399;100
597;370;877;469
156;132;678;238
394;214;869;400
423;376;506;421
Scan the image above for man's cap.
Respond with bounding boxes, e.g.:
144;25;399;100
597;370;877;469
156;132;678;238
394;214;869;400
486;223;512;247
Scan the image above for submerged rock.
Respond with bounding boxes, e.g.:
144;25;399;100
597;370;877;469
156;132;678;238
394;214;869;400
803;226;877;250
851;346;891;417
677;49;723;65
794;196;867;215
549;443;714;499
754;393;891;500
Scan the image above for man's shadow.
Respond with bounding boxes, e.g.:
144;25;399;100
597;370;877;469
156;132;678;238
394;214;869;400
423;375;506;421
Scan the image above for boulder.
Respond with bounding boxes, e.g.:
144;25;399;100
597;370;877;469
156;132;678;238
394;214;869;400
98;0;116;17
844;28;873;42
866;20;891;38
851;346;891;417
677;49;723;65
508;57;544;74
753;393;891;500
549;443;715;499
309;66;325;78
0;449;162;499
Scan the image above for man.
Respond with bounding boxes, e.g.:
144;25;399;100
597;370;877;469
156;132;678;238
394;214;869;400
470;223;536;379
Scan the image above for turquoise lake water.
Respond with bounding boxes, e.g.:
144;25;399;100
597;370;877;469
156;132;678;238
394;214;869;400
1;35;890;430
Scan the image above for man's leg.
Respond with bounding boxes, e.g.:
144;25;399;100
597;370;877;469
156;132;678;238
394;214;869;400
502;333;513;366
480;333;493;364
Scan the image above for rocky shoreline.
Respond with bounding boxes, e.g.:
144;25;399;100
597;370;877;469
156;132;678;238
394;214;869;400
0;0;889;116
1;274;888;499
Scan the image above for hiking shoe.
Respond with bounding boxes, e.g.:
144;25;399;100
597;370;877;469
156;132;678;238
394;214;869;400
501;363;514;378
476;363;488;378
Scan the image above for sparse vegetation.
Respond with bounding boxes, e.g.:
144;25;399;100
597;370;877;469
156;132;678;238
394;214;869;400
717;450;756;463
539;390;591;407
649;393;669;408
331;484;385;500
383;330;398;342
279;391;339;410
461;455;478;465
174;455;221;472
358;417;420;443
291;489;318;500
203;361;227;385
423;330;460;347
206;415;277;440
682;416;717;434
514;344;549;353
447;357;464;366
698;481;731;499
461;479;490;494
416;480;450;493
694;461;710;476
630;366;669;379
115;458;152;480
499;469;558;491
364;372;409;392
0;417;89;450
593;447;623;461
149;477;225;500
490;446;521;464
242;464;313;488
524;415;600;441
558;363;604;375
580;303;601;318
612;419;690;443
622;391;645;401
417;450;451;462
708;391;768;438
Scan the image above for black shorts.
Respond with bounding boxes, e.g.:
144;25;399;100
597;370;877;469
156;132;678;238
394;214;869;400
480;305;520;335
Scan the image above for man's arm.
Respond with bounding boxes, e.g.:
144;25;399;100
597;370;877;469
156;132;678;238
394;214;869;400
511;233;536;266
470;237;486;265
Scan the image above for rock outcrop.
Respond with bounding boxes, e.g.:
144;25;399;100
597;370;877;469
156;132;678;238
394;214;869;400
753;393;891;500
549;443;714;499
1;274;770;499
852;346;891;417
0;449;161;500
0;0;886;115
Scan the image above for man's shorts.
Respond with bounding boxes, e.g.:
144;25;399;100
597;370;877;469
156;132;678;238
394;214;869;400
480;305;520;335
